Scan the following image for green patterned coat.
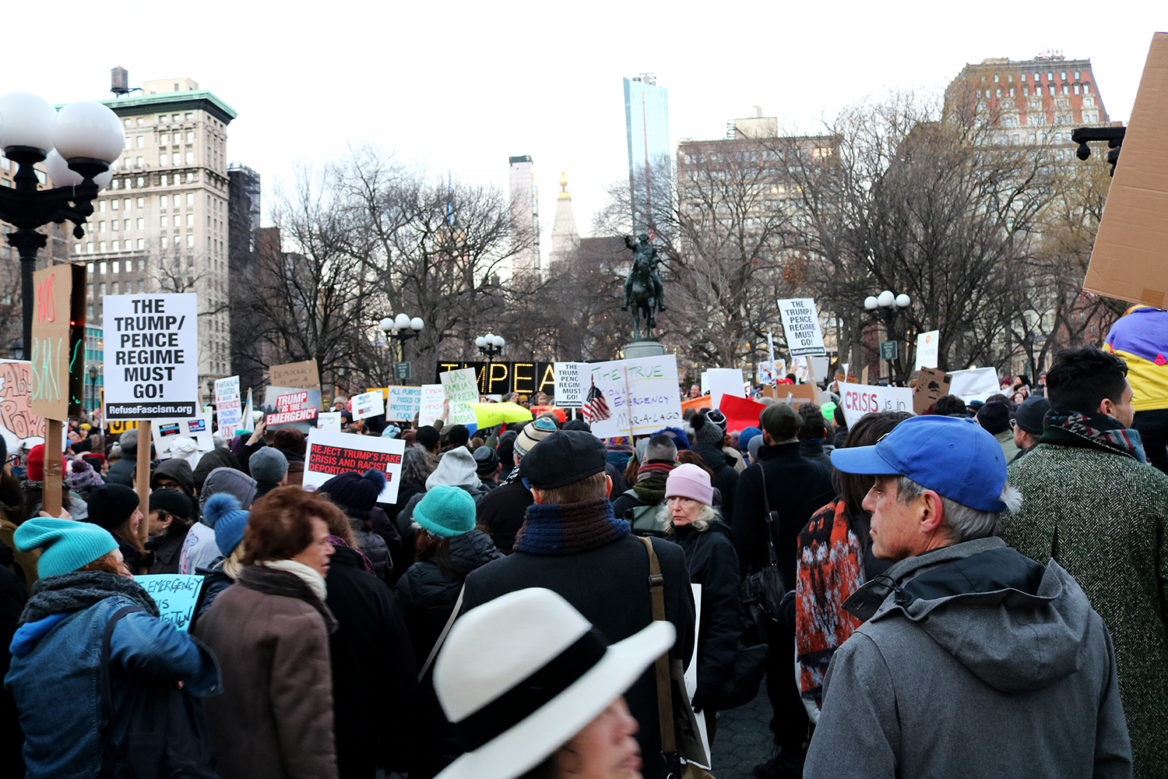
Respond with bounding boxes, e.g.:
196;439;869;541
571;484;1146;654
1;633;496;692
999;442;1168;777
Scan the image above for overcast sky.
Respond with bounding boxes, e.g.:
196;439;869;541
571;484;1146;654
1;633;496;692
3;1;1163;253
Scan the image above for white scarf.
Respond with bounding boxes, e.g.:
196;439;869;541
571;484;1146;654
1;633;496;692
259;558;327;601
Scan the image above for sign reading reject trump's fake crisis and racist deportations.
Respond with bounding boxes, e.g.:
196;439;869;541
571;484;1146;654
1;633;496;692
103;294;199;420
303;429;405;503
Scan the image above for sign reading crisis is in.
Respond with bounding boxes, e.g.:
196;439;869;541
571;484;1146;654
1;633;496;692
103;294;198;420
303;429;405;503
837;381;914;428
435;361;556;397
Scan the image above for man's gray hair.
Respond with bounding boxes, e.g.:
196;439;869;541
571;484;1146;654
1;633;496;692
896;476;1022;543
645;434;678;463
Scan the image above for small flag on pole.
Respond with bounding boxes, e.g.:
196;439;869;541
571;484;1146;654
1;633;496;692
583;379;610;423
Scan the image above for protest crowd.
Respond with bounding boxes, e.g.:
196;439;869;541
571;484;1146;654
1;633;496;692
0;300;1166;779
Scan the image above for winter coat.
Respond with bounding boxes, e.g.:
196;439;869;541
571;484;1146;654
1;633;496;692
692;443;738;520
731;442;835;585
145;527;189;574
396;483;488;572
326;545;417;778
1000;441;1168;776
805;538;1131;778
473;479;533;555
0;552;27;775
194;565;340;779
386;478;425;523
994;428;1021;463
105;457;136;487
797;439;832;474
345;506;398;582
6;572;220;778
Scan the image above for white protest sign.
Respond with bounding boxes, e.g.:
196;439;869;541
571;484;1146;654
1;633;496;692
153;411;214;459
304;428;406;503
103;293;199;419
777;298;827;357
351;390;385;421
706;368;745;409
587;355;683;438
418;384;445;426
439;368;479;427
947;367;1000;403
554;361;588;408
837;381;914;428
915;330;940;371
214;376;241;436
317;411;341;432
699;371;708;396
385;386;423;422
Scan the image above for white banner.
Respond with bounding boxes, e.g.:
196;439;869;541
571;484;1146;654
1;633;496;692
777;298;827;357
304;428;406;503
915;330;940;371
351;389;385;421
553;361;588;408
587;355;683;439
947;367;1000;403
439;368;479;427
385;386;423;422
837;381;914;428
103;293;199;419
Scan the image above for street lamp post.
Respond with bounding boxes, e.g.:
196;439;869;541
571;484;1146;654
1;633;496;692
475;333;505;365
379;313;423;381
864;290;911;383
87;364;98;415
0;93;124;358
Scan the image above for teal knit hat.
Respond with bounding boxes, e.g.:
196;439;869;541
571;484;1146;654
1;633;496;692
14;517;119;578
413;485;476;538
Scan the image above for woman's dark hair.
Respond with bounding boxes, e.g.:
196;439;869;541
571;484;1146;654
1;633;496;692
932;395;967;416
241;486;335;565
834;411;914;513
1045;346;1128;415
622;452;639;486
415;528;458;579
111;521;146;555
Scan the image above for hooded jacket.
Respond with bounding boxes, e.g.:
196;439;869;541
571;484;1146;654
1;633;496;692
804;537;1131;778
179;468;257;575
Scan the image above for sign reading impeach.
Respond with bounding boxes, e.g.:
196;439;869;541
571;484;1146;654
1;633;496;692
434;361;556;397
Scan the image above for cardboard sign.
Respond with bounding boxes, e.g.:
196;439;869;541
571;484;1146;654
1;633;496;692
554;361;588;408
0;361;46;454
30;265;81;421
214;376;242;437
351;390;385;421
269;360;321;394
947;367;1000;403
103;294;199;420
837;381;914;428
418;384;445;426
136;575;204;631
1083;33;1168;308
587;355;683;438
385;386;423;422
915;330;940;371
263;386;322;432
912;367;951;415
304;428;405;503
706;368;745;409
439;368;479;427
152;412;214;458
760;383;819;406
777;298;827;357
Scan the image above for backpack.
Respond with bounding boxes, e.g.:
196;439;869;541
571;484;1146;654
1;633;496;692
619;489;669;537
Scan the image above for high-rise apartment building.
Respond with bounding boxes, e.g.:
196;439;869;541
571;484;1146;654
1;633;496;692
549;171;580;269
228;164;265;394
75;75;237;396
508;155;540;276
623;74;670;235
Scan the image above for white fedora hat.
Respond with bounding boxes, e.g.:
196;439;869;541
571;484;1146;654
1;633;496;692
434;587;675;779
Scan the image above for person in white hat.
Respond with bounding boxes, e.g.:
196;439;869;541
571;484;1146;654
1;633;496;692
434;588;675;779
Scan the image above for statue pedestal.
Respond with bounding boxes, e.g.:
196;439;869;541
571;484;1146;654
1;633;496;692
622;339;666;360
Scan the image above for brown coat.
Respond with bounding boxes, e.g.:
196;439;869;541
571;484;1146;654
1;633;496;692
193;566;339;779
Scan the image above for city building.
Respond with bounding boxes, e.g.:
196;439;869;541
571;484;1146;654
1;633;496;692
227;163;265;394
84;325;103;412
76;72;237;398
549;171;580;269
508;155;540;276
624;74;670;236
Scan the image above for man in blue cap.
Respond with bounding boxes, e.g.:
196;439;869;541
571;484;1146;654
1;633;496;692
804;415;1131;777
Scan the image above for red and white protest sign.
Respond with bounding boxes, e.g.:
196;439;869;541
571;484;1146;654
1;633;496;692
303;429;405;503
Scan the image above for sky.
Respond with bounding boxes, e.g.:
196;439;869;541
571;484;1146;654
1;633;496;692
3;1;1164;255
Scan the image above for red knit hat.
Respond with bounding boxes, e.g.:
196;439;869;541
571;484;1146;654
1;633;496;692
26;444;66;482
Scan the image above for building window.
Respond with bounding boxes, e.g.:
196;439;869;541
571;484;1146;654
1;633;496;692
161;215;168;228
1084;83;1091;95
1020;73;1027;81
1047;72;1053;81
111;260;119;273
99;283;106;295
1063;85;1070;95
160;195;169;208
185;152;194;165
137;218;144;230
174;236;181;247
993;74;999;83
160;153;168;166
1049;85;1056;96
1034;72;1040;82
136;239;144;250
123;219;130;231
186;131;194;143
187;234;195;248
159;133;168;145
1074;84;1080;95
98;241;106;252
111;282;118;294
186;193;194;206
138;280;145;292
136;157;143;168
1074;71;1081;80
1060;71;1067;80
111;199;119;211
1010;88;1015;97
186;214;194;226
98;201;106;213
995;88;1001;97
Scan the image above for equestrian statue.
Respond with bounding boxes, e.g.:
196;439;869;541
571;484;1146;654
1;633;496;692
622;233;666;340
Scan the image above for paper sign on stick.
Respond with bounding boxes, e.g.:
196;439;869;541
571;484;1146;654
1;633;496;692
269;360;321;394
351;390;385;421
418;384;445;426
304;429;405;503
837;381;914;428
317;412;341;432
103;293;199;420
385;386;423;422
263;386;322;432
0;361;46;454
915;331;940;371
439;368;479;427
136;575;204;631
587;355;682;439
214;376;242;437
30;265;82;421
153;411;214;457
777;298;827;357
553;361;588;408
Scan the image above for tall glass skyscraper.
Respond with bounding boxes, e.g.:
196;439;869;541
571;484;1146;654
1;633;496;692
623;74;670;236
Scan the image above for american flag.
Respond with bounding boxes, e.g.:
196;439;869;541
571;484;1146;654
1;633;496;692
583;380;611;423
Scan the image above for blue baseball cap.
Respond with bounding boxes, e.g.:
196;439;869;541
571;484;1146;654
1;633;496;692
830;415;1007;513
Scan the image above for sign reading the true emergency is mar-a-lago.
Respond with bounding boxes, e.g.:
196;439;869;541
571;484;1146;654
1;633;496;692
103;294;199;420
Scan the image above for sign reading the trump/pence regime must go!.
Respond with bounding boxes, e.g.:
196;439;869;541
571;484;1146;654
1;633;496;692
103;294;199;420
776;298;827;357
303;428;405;503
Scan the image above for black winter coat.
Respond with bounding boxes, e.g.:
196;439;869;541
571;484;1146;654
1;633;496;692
798;439;832;474
731;443;834;586
692;443;738;520
326;545;417;778
473;479;533;554
104;457;136;487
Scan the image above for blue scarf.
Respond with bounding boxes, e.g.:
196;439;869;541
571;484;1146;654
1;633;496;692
513;498;630;555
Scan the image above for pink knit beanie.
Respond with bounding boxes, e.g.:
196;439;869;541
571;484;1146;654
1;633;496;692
665;464;713;506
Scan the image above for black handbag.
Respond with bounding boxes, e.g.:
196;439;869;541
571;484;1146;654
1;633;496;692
740;465;787;634
716;642;768;710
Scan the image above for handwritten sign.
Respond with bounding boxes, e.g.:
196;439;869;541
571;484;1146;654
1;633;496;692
777;298;827;357
30;266;79;421
837;381;914;428
0;360;46;454
103;294;199;420
554;361;588;408
439;368;479;427
385;386;423;422
418;384;445;426
351;390;385;421
317;411;341;432
304;428;405;502
136;574;205;631
214;376;242;437
263;386;322;432
587;355;683;439
269;360;320;394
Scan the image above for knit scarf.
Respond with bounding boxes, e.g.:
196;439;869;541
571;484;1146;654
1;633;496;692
260;558;328;601
1041;410;1147;463
19;570;160;625
239;563;338;633
513;498;630;555
632;461;675;503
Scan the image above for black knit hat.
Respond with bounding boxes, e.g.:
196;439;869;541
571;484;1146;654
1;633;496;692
473;445;499;476
1014;396;1051;435
150;488;193;520
519;430;606;490
87;484;141;531
318;469;387;513
975;401;1011;435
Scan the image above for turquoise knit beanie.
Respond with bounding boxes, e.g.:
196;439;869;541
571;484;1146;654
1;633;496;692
15;517;119;578
413;485;476;538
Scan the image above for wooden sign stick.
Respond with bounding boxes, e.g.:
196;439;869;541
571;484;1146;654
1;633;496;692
136;420;152;545
42;420;63;517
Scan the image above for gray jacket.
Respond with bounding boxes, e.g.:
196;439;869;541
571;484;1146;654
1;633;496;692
805;537;1131;779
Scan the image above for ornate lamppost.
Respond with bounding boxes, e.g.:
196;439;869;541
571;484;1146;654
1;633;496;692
864;290;911;383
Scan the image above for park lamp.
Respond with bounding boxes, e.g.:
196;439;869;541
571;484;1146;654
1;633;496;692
476;333;505;361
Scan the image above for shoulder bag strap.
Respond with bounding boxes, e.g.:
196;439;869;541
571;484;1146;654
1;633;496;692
98;604;148;738
418;585;465;682
638;536;676;755
758;464;781;566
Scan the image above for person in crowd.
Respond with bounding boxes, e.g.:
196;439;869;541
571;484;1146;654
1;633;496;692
611;434;678;528
732;402;834;779
999;346;1168;775
181;466;257;575
191;492;249;624
566;419;629;494
475;418;556;554
975;399;1019;462
831;406;848;449
21;444;88;522
86;484;151;574
473;445;501;491
1104;305;1168;472
805;415;1131;777
318;470;400;581
0;537;27;776
690;410;738;520
1011;395;1050;462
661;463;742;740
249;446;289;499
415;425;442;466
7;517;220;777
194;486;341;778
152;455;199;519
192;445;244;491
168;436;204;471
460;430;695;779
931;394;967;417
434;588;674;779
794;411;910;723
272;428;307;486
495;430;518;481
318;496;417;778
65;458;104;501
145;488;195;574
439;424;471;455
389;445;433;524
104;429;138;486
796;403;832;473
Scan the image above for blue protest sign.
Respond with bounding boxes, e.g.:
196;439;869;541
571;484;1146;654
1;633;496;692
136;574;205;631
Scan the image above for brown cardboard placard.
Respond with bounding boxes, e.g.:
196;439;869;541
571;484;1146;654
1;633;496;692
270;359;321;393
761;383;817;403
913;367;951;415
29;266;74;421
1083;33;1168;308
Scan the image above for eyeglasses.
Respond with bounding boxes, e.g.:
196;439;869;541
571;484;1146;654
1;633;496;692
1009;418;1018;429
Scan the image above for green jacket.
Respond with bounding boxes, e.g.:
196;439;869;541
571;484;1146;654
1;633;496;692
999;442;1168;777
